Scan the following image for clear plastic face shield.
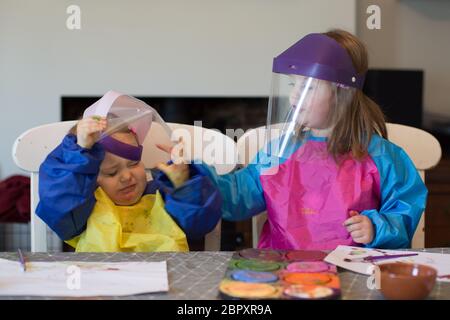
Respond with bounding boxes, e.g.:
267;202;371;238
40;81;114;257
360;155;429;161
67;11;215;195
83;91;172;161
266;73;355;160
265;33;365;161
100;95;171;144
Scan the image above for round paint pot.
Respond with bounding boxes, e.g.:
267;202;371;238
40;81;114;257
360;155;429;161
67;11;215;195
220;281;280;299
231;270;279;283
285;250;327;262
239;248;283;261
283;272;332;286
286;261;330;273
284;284;335;299
235;259;283;272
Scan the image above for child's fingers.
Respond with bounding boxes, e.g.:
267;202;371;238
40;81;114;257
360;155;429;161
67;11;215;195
91;115;105;121
343;218;353;227
156;162;189;188
352;236;368;244
353;233;371;244
87;121;105;131
156;162;171;173
78;118;106;132
158;141;185;164
350;229;365;239
84;121;106;134
156;144;173;155
88;117;107;127
347;215;374;244
343;215;363;227
79;116;106;125
346;222;363;233
91;115;107;123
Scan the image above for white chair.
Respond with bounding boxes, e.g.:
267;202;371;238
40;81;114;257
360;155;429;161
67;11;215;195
236;123;442;249
12;121;237;252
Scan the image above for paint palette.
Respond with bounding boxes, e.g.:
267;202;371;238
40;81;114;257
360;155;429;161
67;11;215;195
218;249;341;300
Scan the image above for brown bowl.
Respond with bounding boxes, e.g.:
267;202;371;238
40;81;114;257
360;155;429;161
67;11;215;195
378;262;437;300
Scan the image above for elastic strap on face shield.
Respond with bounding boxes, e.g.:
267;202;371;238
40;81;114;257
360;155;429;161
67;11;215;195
98;135;143;161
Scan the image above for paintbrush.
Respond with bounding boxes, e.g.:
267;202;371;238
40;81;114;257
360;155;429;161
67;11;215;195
344;253;419;263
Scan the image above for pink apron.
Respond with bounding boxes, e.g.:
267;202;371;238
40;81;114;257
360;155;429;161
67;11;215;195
259;140;381;250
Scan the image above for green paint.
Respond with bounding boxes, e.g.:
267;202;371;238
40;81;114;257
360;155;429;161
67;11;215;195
235;259;282;272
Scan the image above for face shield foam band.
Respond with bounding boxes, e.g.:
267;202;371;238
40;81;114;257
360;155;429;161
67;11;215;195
98;135;143;161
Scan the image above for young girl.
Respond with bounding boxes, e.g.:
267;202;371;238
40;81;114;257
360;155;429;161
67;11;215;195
200;30;427;250
36;91;222;252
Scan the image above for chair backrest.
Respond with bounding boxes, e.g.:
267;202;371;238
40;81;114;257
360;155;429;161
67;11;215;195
12;120;237;252
236;123;442;249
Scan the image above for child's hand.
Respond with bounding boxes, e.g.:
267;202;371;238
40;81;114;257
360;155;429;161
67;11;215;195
76;116;107;149
156;139;189;188
343;210;374;244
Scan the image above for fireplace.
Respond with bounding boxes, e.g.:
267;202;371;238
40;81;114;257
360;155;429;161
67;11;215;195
61;96;269;250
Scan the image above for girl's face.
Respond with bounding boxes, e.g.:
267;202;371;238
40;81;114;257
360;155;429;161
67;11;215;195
97;132;147;206
288;75;333;129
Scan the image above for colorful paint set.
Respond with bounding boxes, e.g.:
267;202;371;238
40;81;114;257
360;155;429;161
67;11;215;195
218;248;341;300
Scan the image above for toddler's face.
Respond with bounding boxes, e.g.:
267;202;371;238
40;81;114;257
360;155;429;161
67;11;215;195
97;132;147;206
288;75;333;129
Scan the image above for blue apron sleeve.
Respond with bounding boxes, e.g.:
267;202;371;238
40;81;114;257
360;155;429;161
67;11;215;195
36;134;104;240
194;156;267;222
151;163;223;239
361;135;428;249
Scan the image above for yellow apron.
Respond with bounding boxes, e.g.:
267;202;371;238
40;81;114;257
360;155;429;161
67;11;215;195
66;187;189;252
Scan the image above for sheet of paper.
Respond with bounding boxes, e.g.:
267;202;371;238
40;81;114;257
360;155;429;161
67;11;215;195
324;245;450;283
0;258;169;297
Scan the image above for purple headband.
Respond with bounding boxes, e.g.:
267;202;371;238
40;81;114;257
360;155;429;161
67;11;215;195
273;33;365;89
98;135;143;161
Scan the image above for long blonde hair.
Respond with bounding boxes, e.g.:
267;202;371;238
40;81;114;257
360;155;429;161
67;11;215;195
323;29;387;161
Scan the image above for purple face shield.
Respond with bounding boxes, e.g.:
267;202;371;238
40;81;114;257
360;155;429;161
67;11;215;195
272;33;365;89
265;33;363;159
